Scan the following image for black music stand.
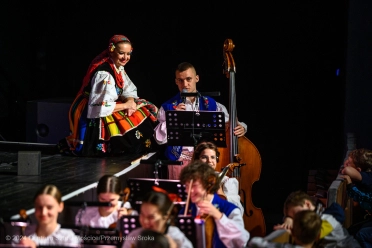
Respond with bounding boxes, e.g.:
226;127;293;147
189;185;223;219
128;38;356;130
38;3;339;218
126;178;187;212
165;110;226;148
119;215;204;248
177;215;205;248
119;215;140;236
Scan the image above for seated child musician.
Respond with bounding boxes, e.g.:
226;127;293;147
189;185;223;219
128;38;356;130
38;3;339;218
179;160;250;248
75;175;137;228
16;185;81;247
122;190;193;248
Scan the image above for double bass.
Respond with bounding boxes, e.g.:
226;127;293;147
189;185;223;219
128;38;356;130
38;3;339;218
218;39;266;237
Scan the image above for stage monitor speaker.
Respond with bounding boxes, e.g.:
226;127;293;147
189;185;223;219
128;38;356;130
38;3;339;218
18;151;41;175
26;98;73;144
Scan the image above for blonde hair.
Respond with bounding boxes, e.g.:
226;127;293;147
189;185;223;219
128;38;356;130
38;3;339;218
34;184;62;203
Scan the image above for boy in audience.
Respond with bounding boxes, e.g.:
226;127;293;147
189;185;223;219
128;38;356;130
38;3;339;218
340;148;372;192
273;190;361;247
249;210;322;248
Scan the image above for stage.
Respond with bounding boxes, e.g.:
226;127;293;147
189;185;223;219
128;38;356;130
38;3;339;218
0;141;163;222
0;141;284;245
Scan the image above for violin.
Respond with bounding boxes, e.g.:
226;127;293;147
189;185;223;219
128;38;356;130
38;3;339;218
19;209;29;235
10;209;30;238
108;186;131;229
217;162;242;200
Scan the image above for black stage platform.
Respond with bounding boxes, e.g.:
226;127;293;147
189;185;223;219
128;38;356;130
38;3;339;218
0;141;161;222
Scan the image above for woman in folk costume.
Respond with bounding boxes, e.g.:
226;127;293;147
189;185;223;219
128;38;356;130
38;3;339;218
61;34;158;156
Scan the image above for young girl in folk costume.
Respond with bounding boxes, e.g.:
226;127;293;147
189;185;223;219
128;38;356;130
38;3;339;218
17;185;81;247
60;34;158;157
192;141;244;215
179;160;250;248
122;190;193;248
75;175;138;228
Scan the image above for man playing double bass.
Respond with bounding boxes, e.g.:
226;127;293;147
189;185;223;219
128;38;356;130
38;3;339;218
153;61;247;180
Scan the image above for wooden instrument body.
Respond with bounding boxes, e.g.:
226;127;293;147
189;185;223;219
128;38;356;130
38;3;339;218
218;38;266;237
218;135;266;237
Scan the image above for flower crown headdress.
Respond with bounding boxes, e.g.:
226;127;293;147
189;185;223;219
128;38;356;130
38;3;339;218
108;35;133;54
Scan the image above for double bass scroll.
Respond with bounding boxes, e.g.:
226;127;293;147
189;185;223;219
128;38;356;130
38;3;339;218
218;38;266;237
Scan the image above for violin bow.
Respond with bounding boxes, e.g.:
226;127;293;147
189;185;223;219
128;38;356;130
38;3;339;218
184;179;193;216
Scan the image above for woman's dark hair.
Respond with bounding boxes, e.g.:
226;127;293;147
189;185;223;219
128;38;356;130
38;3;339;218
96;175;122;195
34;184;62;203
135;229;170;248
142;190;174;217
179;160;220;193
192;141;220;163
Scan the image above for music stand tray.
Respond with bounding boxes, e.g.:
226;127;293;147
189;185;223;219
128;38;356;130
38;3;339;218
165;110;226;147
119;215;203;248
126;178;187;212
119;215;140;237
177;215;205;248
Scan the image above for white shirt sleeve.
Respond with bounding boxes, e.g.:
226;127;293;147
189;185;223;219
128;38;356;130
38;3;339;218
75;207;118;228
222;176;245;215
87;71;117;118
215;208;250;248
87;68;138;118
217;102;247;132
122;228;141;248
122;226;194;248
27;224;81;246
120;70;138;99
167;226;194;248
153;106;167;145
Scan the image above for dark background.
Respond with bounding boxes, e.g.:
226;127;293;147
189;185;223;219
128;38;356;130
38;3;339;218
1;0;371;228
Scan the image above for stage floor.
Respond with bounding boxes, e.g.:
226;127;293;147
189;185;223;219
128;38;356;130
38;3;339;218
0;141;159;221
